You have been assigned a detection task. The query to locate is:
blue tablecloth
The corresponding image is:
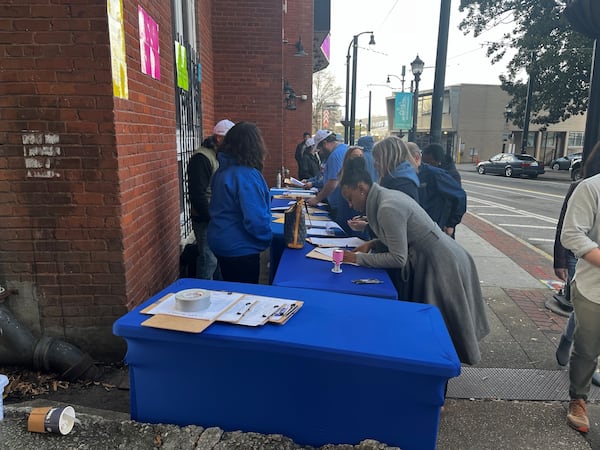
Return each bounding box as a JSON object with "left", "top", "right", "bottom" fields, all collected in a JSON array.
[
  {"left": 269, "top": 197, "right": 334, "bottom": 283},
  {"left": 113, "top": 278, "right": 460, "bottom": 450},
  {"left": 272, "top": 242, "right": 397, "bottom": 299}
]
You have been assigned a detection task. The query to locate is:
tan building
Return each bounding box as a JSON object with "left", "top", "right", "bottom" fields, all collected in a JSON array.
[{"left": 385, "top": 84, "right": 587, "bottom": 165}]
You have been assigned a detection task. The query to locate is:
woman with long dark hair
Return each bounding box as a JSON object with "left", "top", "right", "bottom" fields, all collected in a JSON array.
[{"left": 208, "top": 122, "right": 272, "bottom": 284}]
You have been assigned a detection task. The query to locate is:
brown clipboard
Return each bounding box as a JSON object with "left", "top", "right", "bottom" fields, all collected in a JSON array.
[
  {"left": 305, "top": 247, "right": 332, "bottom": 262},
  {"left": 140, "top": 293, "right": 213, "bottom": 333}
]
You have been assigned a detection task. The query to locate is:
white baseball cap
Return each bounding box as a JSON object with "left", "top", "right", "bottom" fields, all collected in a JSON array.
[
  {"left": 313, "top": 130, "right": 333, "bottom": 148},
  {"left": 305, "top": 137, "right": 315, "bottom": 147},
  {"left": 213, "top": 119, "right": 235, "bottom": 136}
]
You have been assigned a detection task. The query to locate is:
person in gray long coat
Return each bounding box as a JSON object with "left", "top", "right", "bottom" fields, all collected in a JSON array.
[{"left": 339, "top": 158, "right": 489, "bottom": 365}]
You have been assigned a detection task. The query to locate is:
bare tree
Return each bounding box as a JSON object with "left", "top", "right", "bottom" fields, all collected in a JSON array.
[{"left": 312, "top": 70, "right": 343, "bottom": 132}]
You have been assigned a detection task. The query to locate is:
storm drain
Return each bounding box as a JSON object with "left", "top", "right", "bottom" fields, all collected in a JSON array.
[{"left": 447, "top": 367, "right": 600, "bottom": 401}]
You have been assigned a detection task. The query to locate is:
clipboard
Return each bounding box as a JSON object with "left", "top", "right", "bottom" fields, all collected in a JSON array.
[
  {"left": 139, "top": 292, "right": 304, "bottom": 332},
  {"left": 140, "top": 293, "right": 213, "bottom": 333},
  {"left": 305, "top": 247, "right": 333, "bottom": 262}
]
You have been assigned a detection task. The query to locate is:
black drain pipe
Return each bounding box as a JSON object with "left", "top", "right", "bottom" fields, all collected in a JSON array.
[{"left": 0, "top": 302, "right": 100, "bottom": 381}]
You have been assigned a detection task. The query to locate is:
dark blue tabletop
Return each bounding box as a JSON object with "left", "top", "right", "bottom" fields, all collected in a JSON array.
[
  {"left": 272, "top": 242, "right": 397, "bottom": 299},
  {"left": 113, "top": 278, "right": 460, "bottom": 377},
  {"left": 269, "top": 197, "right": 338, "bottom": 283}
]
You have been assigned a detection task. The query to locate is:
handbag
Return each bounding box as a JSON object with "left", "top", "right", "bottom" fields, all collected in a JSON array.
[{"left": 284, "top": 198, "right": 307, "bottom": 249}]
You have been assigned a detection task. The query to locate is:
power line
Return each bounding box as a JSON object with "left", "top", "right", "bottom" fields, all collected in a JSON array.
[{"left": 378, "top": 0, "right": 400, "bottom": 28}]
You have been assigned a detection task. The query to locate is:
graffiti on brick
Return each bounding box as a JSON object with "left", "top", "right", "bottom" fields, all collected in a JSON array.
[{"left": 22, "top": 132, "right": 61, "bottom": 178}]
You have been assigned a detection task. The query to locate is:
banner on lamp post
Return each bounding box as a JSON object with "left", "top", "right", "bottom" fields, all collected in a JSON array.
[{"left": 394, "top": 92, "right": 413, "bottom": 130}]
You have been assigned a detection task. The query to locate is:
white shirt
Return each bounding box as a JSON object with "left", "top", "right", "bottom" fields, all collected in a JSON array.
[{"left": 561, "top": 173, "right": 600, "bottom": 302}]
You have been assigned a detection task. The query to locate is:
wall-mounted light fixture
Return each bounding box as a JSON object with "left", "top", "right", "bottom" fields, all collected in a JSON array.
[
  {"left": 294, "top": 36, "right": 307, "bottom": 57},
  {"left": 284, "top": 80, "right": 297, "bottom": 110}
]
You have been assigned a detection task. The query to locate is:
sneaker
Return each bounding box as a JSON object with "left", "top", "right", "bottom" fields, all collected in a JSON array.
[
  {"left": 567, "top": 398, "right": 590, "bottom": 433},
  {"left": 556, "top": 335, "right": 572, "bottom": 366}
]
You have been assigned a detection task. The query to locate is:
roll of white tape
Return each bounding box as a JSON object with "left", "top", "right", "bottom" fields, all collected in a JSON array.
[{"left": 174, "top": 289, "right": 211, "bottom": 312}]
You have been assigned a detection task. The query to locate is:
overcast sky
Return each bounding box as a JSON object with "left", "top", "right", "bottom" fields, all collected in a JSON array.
[{"left": 327, "top": 0, "right": 514, "bottom": 117}]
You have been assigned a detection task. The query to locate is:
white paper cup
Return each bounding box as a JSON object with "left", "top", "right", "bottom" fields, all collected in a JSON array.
[
  {"left": 174, "top": 289, "right": 211, "bottom": 312},
  {"left": 28, "top": 406, "right": 76, "bottom": 435}
]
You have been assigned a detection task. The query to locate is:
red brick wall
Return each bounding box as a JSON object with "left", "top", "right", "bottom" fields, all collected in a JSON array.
[
  {"left": 0, "top": 0, "right": 126, "bottom": 359},
  {"left": 115, "top": 1, "right": 180, "bottom": 309},
  {"left": 283, "top": 0, "right": 314, "bottom": 179},
  {"left": 0, "top": 0, "right": 180, "bottom": 360},
  {"left": 210, "top": 0, "right": 313, "bottom": 186},
  {"left": 0, "top": 0, "right": 314, "bottom": 361},
  {"left": 199, "top": 1, "right": 216, "bottom": 132}
]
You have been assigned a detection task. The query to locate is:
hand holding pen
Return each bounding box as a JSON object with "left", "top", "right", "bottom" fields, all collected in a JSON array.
[{"left": 347, "top": 215, "right": 368, "bottom": 232}]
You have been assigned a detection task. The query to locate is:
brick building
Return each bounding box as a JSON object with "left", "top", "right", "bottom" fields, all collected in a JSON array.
[{"left": 0, "top": 0, "right": 324, "bottom": 360}]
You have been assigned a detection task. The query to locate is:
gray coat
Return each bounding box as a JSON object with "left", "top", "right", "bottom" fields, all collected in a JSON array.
[{"left": 356, "top": 183, "right": 489, "bottom": 365}]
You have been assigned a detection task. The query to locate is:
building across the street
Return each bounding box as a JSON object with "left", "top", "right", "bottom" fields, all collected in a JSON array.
[{"left": 385, "top": 84, "right": 587, "bottom": 164}]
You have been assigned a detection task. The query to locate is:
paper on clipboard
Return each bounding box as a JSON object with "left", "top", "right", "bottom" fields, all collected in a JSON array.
[
  {"left": 307, "top": 237, "right": 366, "bottom": 248},
  {"left": 234, "top": 295, "right": 302, "bottom": 326},
  {"left": 309, "top": 220, "right": 343, "bottom": 230},
  {"left": 284, "top": 177, "right": 305, "bottom": 187}
]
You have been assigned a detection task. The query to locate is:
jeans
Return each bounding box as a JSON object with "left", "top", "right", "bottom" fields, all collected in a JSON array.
[
  {"left": 192, "top": 221, "right": 221, "bottom": 280},
  {"left": 217, "top": 253, "right": 260, "bottom": 284},
  {"left": 569, "top": 281, "right": 600, "bottom": 400}
]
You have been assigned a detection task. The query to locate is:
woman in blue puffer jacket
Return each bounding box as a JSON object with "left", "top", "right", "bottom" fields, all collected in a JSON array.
[{"left": 208, "top": 122, "right": 272, "bottom": 284}]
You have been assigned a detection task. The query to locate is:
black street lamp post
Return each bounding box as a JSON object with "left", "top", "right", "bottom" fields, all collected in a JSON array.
[
  {"left": 521, "top": 51, "right": 535, "bottom": 154},
  {"left": 346, "top": 31, "right": 375, "bottom": 145},
  {"left": 408, "top": 55, "right": 424, "bottom": 143},
  {"left": 502, "top": 104, "right": 512, "bottom": 153}
]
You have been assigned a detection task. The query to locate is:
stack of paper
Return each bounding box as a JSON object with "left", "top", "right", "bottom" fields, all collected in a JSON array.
[{"left": 142, "top": 290, "right": 303, "bottom": 332}]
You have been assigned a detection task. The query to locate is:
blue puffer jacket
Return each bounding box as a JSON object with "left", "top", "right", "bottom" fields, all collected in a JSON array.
[
  {"left": 380, "top": 160, "right": 420, "bottom": 201},
  {"left": 208, "top": 153, "right": 272, "bottom": 257}
]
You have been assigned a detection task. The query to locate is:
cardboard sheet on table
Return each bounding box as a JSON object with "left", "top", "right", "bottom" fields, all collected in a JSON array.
[
  {"left": 141, "top": 314, "right": 212, "bottom": 333},
  {"left": 140, "top": 293, "right": 213, "bottom": 333},
  {"left": 273, "top": 215, "right": 329, "bottom": 224}
]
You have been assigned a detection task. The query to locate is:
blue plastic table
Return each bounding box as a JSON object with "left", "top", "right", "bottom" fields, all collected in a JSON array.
[
  {"left": 113, "top": 278, "right": 460, "bottom": 450},
  {"left": 273, "top": 242, "right": 397, "bottom": 299}
]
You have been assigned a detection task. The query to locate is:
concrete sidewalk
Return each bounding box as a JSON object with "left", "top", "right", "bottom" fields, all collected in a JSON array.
[{"left": 1, "top": 212, "right": 597, "bottom": 449}]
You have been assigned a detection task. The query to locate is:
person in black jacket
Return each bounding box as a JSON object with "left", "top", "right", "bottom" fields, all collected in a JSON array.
[
  {"left": 294, "top": 132, "right": 311, "bottom": 178},
  {"left": 298, "top": 137, "right": 320, "bottom": 180},
  {"left": 187, "top": 119, "right": 234, "bottom": 279},
  {"left": 422, "top": 143, "right": 462, "bottom": 185},
  {"left": 408, "top": 142, "right": 466, "bottom": 238}
]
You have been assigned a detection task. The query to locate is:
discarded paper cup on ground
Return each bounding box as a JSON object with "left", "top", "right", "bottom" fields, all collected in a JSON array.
[
  {"left": 0, "top": 374, "right": 8, "bottom": 420},
  {"left": 174, "top": 289, "right": 211, "bottom": 312},
  {"left": 28, "top": 405, "right": 76, "bottom": 435}
]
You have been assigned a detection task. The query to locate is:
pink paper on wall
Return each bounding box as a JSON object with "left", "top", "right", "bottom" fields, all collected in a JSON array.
[{"left": 138, "top": 6, "right": 160, "bottom": 80}]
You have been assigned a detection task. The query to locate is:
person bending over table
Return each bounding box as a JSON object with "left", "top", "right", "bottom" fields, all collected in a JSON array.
[
  {"left": 339, "top": 158, "right": 489, "bottom": 365},
  {"left": 306, "top": 130, "right": 348, "bottom": 215},
  {"left": 208, "top": 122, "right": 272, "bottom": 284}
]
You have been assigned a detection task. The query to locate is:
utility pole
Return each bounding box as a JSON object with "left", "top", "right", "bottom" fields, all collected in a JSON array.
[
  {"left": 430, "top": 0, "right": 451, "bottom": 146},
  {"left": 521, "top": 51, "right": 535, "bottom": 154}
]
